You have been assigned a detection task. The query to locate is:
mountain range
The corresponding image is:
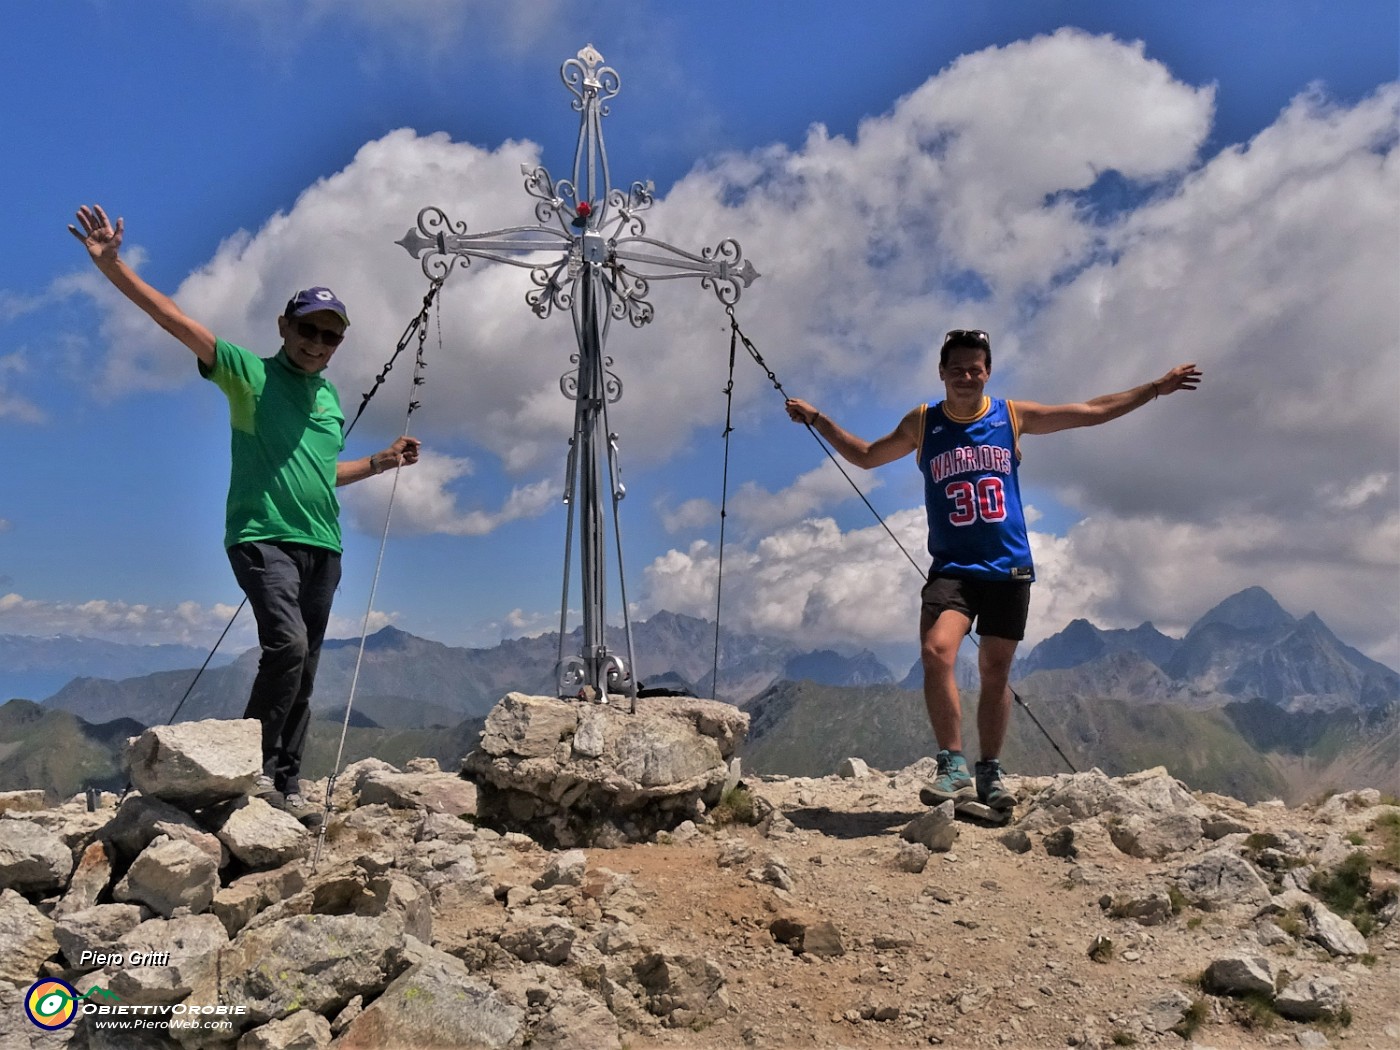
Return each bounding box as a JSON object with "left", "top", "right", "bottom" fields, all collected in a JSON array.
[{"left": 3, "top": 587, "right": 1395, "bottom": 804}]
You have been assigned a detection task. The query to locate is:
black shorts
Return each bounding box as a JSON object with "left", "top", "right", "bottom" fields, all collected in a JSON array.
[{"left": 920, "top": 572, "right": 1032, "bottom": 641}]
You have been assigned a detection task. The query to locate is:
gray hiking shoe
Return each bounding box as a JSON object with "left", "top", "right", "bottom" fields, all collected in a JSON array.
[
  {"left": 919, "top": 750, "right": 975, "bottom": 805},
  {"left": 974, "top": 758, "right": 1017, "bottom": 812},
  {"left": 252, "top": 774, "right": 277, "bottom": 798},
  {"left": 276, "top": 792, "right": 323, "bottom": 828}
]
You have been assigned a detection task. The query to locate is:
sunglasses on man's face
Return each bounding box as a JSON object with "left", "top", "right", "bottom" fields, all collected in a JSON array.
[
  {"left": 943, "top": 329, "right": 989, "bottom": 347},
  {"left": 293, "top": 320, "right": 345, "bottom": 348}
]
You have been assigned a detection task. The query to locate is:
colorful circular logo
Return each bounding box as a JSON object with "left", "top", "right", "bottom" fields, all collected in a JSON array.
[{"left": 25, "top": 979, "right": 79, "bottom": 1030}]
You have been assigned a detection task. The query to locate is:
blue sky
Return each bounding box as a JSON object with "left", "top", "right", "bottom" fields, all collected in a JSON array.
[{"left": 2, "top": 1, "right": 1397, "bottom": 671}]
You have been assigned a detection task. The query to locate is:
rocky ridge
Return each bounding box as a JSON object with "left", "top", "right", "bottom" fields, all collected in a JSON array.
[{"left": 0, "top": 699, "right": 1396, "bottom": 1050}]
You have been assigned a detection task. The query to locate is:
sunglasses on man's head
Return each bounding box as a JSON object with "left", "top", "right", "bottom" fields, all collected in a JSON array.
[
  {"left": 293, "top": 320, "right": 345, "bottom": 348},
  {"left": 943, "top": 328, "right": 990, "bottom": 347}
]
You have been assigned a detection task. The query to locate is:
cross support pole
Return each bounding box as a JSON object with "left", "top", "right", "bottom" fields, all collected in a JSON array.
[{"left": 398, "top": 44, "right": 759, "bottom": 706}]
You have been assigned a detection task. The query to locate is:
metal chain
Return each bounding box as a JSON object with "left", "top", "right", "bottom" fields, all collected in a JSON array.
[
  {"left": 710, "top": 322, "right": 740, "bottom": 700},
  {"left": 316, "top": 279, "right": 442, "bottom": 869}
]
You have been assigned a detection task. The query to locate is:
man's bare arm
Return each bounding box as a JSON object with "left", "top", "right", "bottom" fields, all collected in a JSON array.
[
  {"left": 69, "top": 204, "right": 216, "bottom": 367},
  {"left": 784, "top": 398, "right": 920, "bottom": 468},
  {"left": 1016, "top": 363, "right": 1202, "bottom": 435}
]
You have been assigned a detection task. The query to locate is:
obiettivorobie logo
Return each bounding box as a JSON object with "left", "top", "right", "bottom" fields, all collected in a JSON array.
[{"left": 24, "top": 980, "right": 120, "bottom": 1031}]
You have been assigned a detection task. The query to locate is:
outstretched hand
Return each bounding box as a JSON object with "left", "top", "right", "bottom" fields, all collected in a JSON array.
[
  {"left": 1155, "top": 363, "right": 1203, "bottom": 397},
  {"left": 68, "top": 204, "right": 123, "bottom": 266}
]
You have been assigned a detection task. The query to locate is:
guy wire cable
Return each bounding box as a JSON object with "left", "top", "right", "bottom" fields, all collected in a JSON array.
[
  {"left": 724, "top": 306, "right": 1077, "bottom": 774},
  {"left": 314, "top": 280, "right": 441, "bottom": 869}
]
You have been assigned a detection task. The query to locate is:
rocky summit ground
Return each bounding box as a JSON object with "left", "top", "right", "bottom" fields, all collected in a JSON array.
[{"left": 2, "top": 723, "right": 1397, "bottom": 1050}]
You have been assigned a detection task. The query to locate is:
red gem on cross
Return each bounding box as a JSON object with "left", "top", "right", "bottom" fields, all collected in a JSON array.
[{"left": 576, "top": 201, "right": 592, "bottom": 218}]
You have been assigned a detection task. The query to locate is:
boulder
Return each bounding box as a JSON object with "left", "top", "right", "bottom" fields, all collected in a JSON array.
[
  {"left": 1275, "top": 975, "right": 1348, "bottom": 1021},
  {"left": 1305, "top": 901, "right": 1368, "bottom": 956},
  {"left": 0, "top": 816, "right": 74, "bottom": 894},
  {"left": 54, "top": 840, "right": 115, "bottom": 918},
  {"left": 464, "top": 693, "right": 747, "bottom": 846},
  {"left": 356, "top": 769, "right": 477, "bottom": 816},
  {"left": 105, "top": 913, "right": 229, "bottom": 1007},
  {"left": 53, "top": 903, "right": 147, "bottom": 967},
  {"left": 0, "top": 888, "right": 58, "bottom": 984},
  {"left": 334, "top": 956, "right": 523, "bottom": 1049},
  {"left": 236, "top": 1010, "right": 333, "bottom": 1050},
  {"left": 1172, "top": 847, "right": 1272, "bottom": 910},
  {"left": 219, "top": 914, "right": 410, "bottom": 1024},
  {"left": 1202, "top": 954, "right": 1276, "bottom": 997},
  {"left": 123, "top": 718, "right": 261, "bottom": 806},
  {"left": 211, "top": 796, "right": 309, "bottom": 868},
  {"left": 632, "top": 952, "right": 729, "bottom": 1027},
  {"left": 104, "top": 794, "right": 208, "bottom": 863},
  {"left": 112, "top": 836, "right": 219, "bottom": 918}
]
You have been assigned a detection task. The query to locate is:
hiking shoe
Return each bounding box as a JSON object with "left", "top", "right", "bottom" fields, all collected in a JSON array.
[
  {"left": 252, "top": 774, "right": 277, "bottom": 798},
  {"left": 919, "top": 750, "right": 975, "bottom": 805},
  {"left": 974, "top": 758, "right": 1018, "bottom": 812},
  {"left": 275, "top": 792, "right": 323, "bottom": 828}
]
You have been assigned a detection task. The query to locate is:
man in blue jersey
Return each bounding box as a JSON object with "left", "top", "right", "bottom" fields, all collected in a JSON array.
[{"left": 785, "top": 329, "right": 1200, "bottom": 811}]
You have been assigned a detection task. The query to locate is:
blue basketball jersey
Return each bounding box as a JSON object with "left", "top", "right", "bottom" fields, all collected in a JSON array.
[{"left": 916, "top": 397, "right": 1034, "bottom": 582}]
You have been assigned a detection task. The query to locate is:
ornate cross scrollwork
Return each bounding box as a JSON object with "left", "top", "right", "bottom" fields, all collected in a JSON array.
[{"left": 396, "top": 44, "right": 759, "bottom": 702}]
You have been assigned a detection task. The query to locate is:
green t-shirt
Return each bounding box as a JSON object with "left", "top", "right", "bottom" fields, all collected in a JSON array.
[{"left": 201, "top": 338, "right": 346, "bottom": 552}]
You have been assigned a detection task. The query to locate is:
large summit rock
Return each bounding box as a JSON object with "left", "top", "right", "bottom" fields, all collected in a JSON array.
[
  {"left": 463, "top": 692, "right": 748, "bottom": 847},
  {"left": 123, "top": 718, "right": 262, "bottom": 806}
]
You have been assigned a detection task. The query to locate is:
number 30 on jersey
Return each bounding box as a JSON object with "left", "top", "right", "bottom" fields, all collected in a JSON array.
[{"left": 945, "top": 477, "right": 1007, "bottom": 526}]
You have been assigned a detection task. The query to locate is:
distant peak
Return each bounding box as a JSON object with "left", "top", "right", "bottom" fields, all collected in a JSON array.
[{"left": 1195, "top": 587, "right": 1294, "bottom": 632}]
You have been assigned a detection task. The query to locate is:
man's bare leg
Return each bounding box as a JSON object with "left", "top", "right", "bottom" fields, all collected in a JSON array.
[
  {"left": 975, "top": 634, "right": 1019, "bottom": 759},
  {"left": 919, "top": 606, "right": 972, "bottom": 751}
]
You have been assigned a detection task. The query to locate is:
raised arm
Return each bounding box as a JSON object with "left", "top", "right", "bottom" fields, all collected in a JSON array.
[
  {"left": 1015, "top": 363, "right": 1202, "bottom": 436},
  {"left": 68, "top": 204, "right": 216, "bottom": 367},
  {"left": 785, "top": 398, "right": 921, "bottom": 469}
]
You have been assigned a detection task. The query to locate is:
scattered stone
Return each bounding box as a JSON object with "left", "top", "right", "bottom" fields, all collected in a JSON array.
[
  {"left": 998, "top": 829, "right": 1032, "bottom": 854},
  {"left": 529, "top": 987, "right": 623, "bottom": 1050},
  {"left": 1172, "top": 847, "right": 1272, "bottom": 910},
  {"left": 1108, "top": 812, "right": 1203, "bottom": 859},
  {"left": 633, "top": 952, "right": 729, "bottom": 1027},
  {"left": 1305, "top": 901, "right": 1368, "bottom": 956},
  {"left": 895, "top": 842, "right": 931, "bottom": 873},
  {"left": 533, "top": 849, "right": 588, "bottom": 890},
  {"left": 837, "top": 757, "right": 871, "bottom": 778},
  {"left": 1108, "top": 891, "right": 1174, "bottom": 926},
  {"left": 0, "top": 817, "right": 74, "bottom": 894},
  {"left": 123, "top": 718, "right": 261, "bottom": 806},
  {"left": 1140, "top": 989, "right": 1193, "bottom": 1034},
  {"left": 901, "top": 802, "right": 959, "bottom": 852},
  {"left": 498, "top": 919, "right": 576, "bottom": 965},
  {"left": 1043, "top": 826, "right": 1077, "bottom": 859},
  {"left": 802, "top": 921, "right": 846, "bottom": 958},
  {"left": 1275, "top": 976, "right": 1348, "bottom": 1022},
  {"left": 1202, "top": 953, "right": 1276, "bottom": 997}
]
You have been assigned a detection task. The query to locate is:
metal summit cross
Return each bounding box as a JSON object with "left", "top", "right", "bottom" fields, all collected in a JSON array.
[{"left": 397, "top": 44, "right": 758, "bottom": 707}]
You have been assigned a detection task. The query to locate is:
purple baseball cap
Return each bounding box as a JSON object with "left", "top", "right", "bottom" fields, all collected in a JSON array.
[{"left": 285, "top": 287, "right": 350, "bottom": 325}]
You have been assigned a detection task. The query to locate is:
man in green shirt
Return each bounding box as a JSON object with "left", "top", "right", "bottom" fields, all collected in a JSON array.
[{"left": 71, "top": 204, "right": 420, "bottom": 822}]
